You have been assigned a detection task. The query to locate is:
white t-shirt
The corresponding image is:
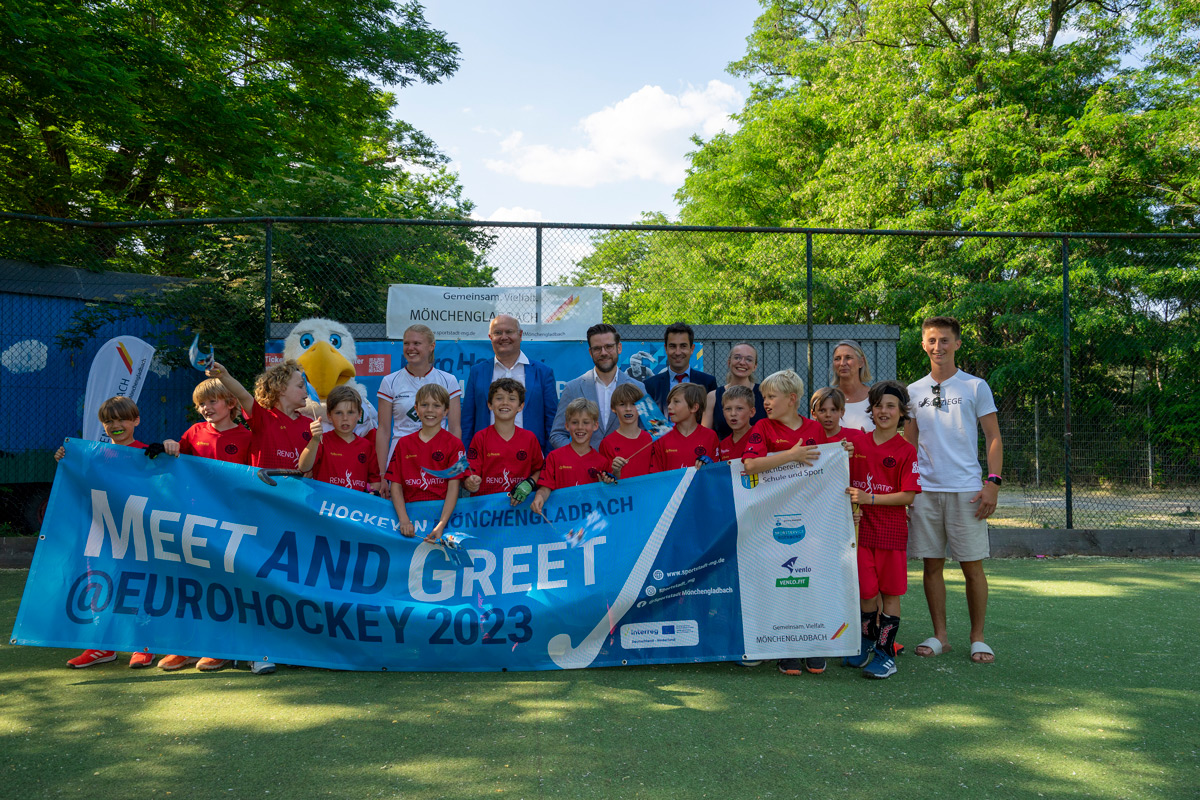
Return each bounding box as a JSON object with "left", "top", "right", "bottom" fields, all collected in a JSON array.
[
  {"left": 378, "top": 367, "right": 462, "bottom": 457},
  {"left": 842, "top": 397, "right": 875, "bottom": 432},
  {"left": 907, "top": 370, "right": 997, "bottom": 492}
]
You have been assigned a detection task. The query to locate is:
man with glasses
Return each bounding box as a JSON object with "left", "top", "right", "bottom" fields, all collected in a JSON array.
[
  {"left": 550, "top": 324, "right": 645, "bottom": 450},
  {"left": 904, "top": 316, "right": 1004, "bottom": 665}
]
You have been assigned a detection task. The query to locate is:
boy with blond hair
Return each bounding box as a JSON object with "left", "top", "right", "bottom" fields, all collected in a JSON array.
[
  {"left": 600, "top": 383, "right": 653, "bottom": 479},
  {"left": 299, "top": 384, "right": 381, "bottom": 493},
  {"left": 463, "top": 378, "right": 544, "bottom": 502},
  {"left": 386, "top": 383, "right": 465, "bottom": 543},
  {"left": 163, "top": 379, "right": 252, "bottom": 465},
  {"left": 650, "top": 382, "right": 720, "bottom": 472}
]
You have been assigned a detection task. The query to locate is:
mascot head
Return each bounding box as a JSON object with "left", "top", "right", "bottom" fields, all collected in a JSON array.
[{"left": 283, "top": 318, "right": 357, "bottom": 400}]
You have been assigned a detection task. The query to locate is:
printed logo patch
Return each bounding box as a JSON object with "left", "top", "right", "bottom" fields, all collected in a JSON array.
[
  {"left": 883, "top": 456, "right": 897, "bottom": 468},
  {"left": 357, "top": 452, "right": 367, "bottom": 463},
  {"left": 516, "top": 450, "right": 528, "bottom": 461},
  {"left": 468, "top": 447, "right": 478, "bottom": 459},
  {"left": 223, "top": 444, "right": 239, "bottom": 455}
]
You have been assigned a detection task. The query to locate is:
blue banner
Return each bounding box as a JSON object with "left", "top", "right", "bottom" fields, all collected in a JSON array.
[{"left": 13, "top": 440, "right": 860, "bottom": 671}]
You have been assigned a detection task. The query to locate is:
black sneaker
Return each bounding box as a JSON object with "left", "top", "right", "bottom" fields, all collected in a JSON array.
[
  {"left": 803, "top": 657, "right": 826, "bottom": 674},
  {"left": 777, "top": 659, "right": 804, "bottom": 675}
]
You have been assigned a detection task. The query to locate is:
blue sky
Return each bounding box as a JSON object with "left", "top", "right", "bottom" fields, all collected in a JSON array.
[{"left": 397, "top": 1, "right": 765, "bottom": 226}]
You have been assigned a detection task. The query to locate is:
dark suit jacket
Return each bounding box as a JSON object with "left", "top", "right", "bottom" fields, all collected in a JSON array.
[
  {"left": 642, "top": 369, "right": 718, "bottom": 412},
  {"left": 461, "top": 357, "right": 558, "bottom": 454}
]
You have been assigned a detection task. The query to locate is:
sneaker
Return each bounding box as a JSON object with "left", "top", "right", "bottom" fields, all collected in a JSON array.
[
  {"left": 862, "top": 648, "right": 897, "bottom": 679},
  {"left": 129, "top": 652, "right": 155, "bottom": 668},
  {"left": 802, "top": 657, "right": 826, "bottom": 674},
  {"left": 67, "top": 649, "right": 116, "bottom": 668},
  {"left": 739, "top": 659, "right": 763, "bottom": 667},
  {"left": 197, "top": 658, "right": 231, "bottom": 672},
  {"left": 777, "top": 659, "right": 804, "bottom": 676},
  {"left": 158, "top": 655, "right": 199, "bottom": 671},
  {"left": 895, "top": 642, "right": 905, "bottom": 656},
  {"left": 843, "top": 636, "right": 876, "bottom": 669},
  {"left": 250, "top": 661, "right": 277, "bottom": 675}
]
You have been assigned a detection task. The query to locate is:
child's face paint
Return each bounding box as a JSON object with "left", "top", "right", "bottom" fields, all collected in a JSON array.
[{"left": 103, "top": 416, "right": 140, "bottom": 445}]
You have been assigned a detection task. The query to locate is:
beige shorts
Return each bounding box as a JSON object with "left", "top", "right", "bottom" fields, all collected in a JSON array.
[{"left": 908, "top": 491, "right": 990, "bottom": 562}]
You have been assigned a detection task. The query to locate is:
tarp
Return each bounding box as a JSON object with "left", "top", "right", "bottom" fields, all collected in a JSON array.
[{"left": 12, "top": 441, "right": 859, "bottom": 671}]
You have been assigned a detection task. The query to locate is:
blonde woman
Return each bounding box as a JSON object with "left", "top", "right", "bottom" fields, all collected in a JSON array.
[
  {"left": 831, "top": 340, "right": 874, "bottom": 431},
  {"left": 702, "top": 343, "right": 767, "bottom": 438}
]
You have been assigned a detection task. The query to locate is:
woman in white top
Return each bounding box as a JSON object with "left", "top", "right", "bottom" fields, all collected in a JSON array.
[
  {"left": 831, "top": 340, "right": 874, "bottom": 431},
  {"left": 376, "top": 324, "right": 462, "bottom": 496}
]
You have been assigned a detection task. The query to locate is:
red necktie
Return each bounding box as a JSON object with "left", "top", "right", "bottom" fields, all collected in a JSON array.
[{"left": 675, "top": 374, "right": 685, "bottom": 383}]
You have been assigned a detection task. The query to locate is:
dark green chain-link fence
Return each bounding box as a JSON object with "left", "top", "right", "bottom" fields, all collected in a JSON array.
[{"left": 2, "top": 213, "right": 1197, "bottom": 531}]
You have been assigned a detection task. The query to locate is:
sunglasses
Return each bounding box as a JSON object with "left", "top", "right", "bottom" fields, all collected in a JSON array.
[{"left": 932, "top": 383, "right": 942, "bottom": 408}]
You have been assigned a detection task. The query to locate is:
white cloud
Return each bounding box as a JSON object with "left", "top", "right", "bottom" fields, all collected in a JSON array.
[
  {"left": 1, "top": 339, "right": 48, "bottom": 374},
  {"left": 483, "top": 81, "right": 742, "bottom": 188},
  {"left": 485, "top": 206, "right": 546, "bottom": 222}
]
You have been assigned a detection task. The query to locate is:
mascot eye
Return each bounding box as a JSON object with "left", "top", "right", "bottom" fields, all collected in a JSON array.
[
  {"left": 329, "top": 334, "right": 342, "bottom": 349},
  {"left": 299, "top": 334, "right": 314, "bottom": 349}
]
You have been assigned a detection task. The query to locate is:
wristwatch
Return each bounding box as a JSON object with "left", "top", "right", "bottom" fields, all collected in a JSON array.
[{"left": 985, "top": 474, "right": 1002, "bottom": 486}]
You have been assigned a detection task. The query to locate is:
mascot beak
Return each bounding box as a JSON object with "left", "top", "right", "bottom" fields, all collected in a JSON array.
[{"left": 296, "top": 341, "right": 355, "bottom": 399}]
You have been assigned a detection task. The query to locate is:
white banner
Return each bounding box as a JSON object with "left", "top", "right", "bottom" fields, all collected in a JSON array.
[
  {"left": 386, "top": 284, "right": 603, "bottom": 341},
  {"left": 733, "top": 445, "right": 860, "bottom": 660},
  {"left": 82, "top": 336, "right": 156, "bottom": 442}
]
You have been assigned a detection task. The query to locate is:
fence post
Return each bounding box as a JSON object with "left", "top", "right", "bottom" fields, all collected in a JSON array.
[
  {"left": 264, "top": 220, "right": 274, "bottom": 343},
  {"left": 1034, "top": 397, "right": 1040, "bottom": 488},
  {"left": 1061, "top": 236, "right": 1073, "bottom": 529},
  {"left": 805, "top": 232, "right": 814, "bottom": 409},
  {"left": 535, "top": 226, "right": 543, "bottom": 325}
]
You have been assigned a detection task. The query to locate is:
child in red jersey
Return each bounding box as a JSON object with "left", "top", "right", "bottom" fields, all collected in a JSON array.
[
  {"left": 208, "top": 359, "right": 314, "bottom": 470},
  {"left": 163, "top": 379, "right": 252, "bottom": 465},
  {"left": 739, "top": 369, "right": 824, "bottom": 677},
  {"left": 844, "top": 381, "right": 921, "bottom": 680},
  {"left": 601, "top": 383, "right": 653, "bottom": 479},
  {"left": 387, "top": 384, "right": 464, "bottom": 543},
  {"left": 55, "top": 397, "right": 156, "bottom": 670},
  {"left": 718, "top": 384, "right": 756, "bottom": 462},
  {"left": 650, "top": 383, "right": 720, "bottom": 472},
  {"left": 157, "top": 379, "right": 253, "bottom": 672},
  {"left": 741, "top": 369, "right": 823, "bottom": 477},
  {"left": 463, "top": 378, "right": 544, "bottom": 502},
  {"left": 299, "top": 384, "right": 381, "bottom": 494},
  {"left": 531, "top": 398, "right": 612, "bottom": 515}
]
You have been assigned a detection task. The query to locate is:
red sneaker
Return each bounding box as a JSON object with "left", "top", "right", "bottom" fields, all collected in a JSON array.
[
  {"left": 197, "top": 658, "right": 231, "bottom": 672},
  {"left": 157, "top": 655, "right": 199, "bottom": 671},
  {"left": 129, "top": 652, "right": 156, "bottom": 668},
  {"left": 67, "top": 649, "right": 117, "bottom": 668}
]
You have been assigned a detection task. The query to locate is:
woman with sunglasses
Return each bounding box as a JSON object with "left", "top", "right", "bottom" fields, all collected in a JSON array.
[{"left": 702, "top": 343, "right": 767, "bottom": 438}]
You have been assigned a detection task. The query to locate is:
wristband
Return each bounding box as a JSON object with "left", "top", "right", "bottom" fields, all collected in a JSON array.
[{"left": 985, "top": 474, "right": 1002, "bottom": 486}]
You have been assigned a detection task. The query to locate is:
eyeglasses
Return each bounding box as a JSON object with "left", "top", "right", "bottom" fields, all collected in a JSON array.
[
  {"left": 589, "top": 343, "right": 618, "bottom": 353},
  {"left": 932, "top": 383, "right": 942, "bottom": 408},
  {"left": 730, "top": 354, "right": 756, "bottom": 363}
]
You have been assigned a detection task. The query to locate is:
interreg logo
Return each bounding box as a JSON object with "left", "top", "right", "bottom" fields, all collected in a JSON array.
[
  {"left": 740, "top": 471, "right": 759, "bottom": 490},
  {"left": 772, "top": 514, "right": 805, "bottom": 544}
]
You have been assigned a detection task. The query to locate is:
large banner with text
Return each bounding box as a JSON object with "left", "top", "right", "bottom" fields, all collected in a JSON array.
[{"left": 12, "top": 441, "right": 859, "bottom": 671}]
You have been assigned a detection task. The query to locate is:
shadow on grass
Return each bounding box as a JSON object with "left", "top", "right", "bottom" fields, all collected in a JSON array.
[{"left": 2, "top": 560, "right": 1197, "bottom": 799}]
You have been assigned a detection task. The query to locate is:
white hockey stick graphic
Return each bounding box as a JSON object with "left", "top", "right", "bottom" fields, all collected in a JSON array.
[{"left": 547, "top": 468, "right": 697, "bottom": 669}]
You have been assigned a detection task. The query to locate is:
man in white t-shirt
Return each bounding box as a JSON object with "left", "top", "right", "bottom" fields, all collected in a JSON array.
[{"left": 904, "top": 316, "right": 1003, "bottom": 665}]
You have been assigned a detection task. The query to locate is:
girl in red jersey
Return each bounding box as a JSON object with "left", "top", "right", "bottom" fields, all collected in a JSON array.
[
  {"left": 208, "top": 359, "right": 314, "bottom": 470},
  {"left": 386, "top": 383, "right": 465, "bottom": 543}
]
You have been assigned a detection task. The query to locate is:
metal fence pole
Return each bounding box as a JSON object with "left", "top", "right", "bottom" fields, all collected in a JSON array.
[
  {"left": 264, "top": 220, "right": 274, "bottom": 343},
  {"left": 1034, "top": 397, "right": 1041, "bottom": 488},
  {"left": 805, "top": 232, "right": 814, "bottom": 408},
  {"left": 535, "top": 226, "right": 543, "bottom": 287},
  {"left": 1061, "top": 236, "right": 1073, "bottom": 529}
]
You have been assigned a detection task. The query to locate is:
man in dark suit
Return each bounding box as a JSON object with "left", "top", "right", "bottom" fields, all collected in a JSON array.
[
  {"left": 461, "top": 314, "right": 558, "bottom": 453},
  {"left": 550, "top": 323, "right": 645, "bottom": 450},
  {"left": 642, "top": 322, "right": 718, "bottom": 410}
]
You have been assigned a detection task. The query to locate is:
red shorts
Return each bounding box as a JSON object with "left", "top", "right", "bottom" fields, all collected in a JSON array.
[{"left": 857, "top": 546, "right": 908, "bottom": 599}]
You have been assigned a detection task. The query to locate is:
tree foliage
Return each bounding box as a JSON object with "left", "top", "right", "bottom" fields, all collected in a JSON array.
[{"left": 562, "top": 0, "right": 1199, "bottom": 480}]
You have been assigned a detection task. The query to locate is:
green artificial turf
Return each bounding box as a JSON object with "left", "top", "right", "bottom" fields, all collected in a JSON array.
[{"left": 2, "top": 558, "right": 1198, "bottom": 799}]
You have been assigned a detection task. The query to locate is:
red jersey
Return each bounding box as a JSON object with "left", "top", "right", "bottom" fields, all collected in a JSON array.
[
  {"left": 128, "top": 441, "right": 148, "bottom": 449},
  {"left": 467, "top": 426, "right": 544, "bottom": 496},
  {"left": 651, "top": 425, "right": 720, "bottom": 472},
  {"left": 179, "top": 422, "right": 252, "bottom": 465},
  {"left": 741, "top": 417, "right": 824, "bottom": 460},
  {"left": 385, "top": 428, "right": 465, "bottom": 503},
  {"left": 855, "top": 432, "right": 921, "bottom": 551},
  {"left": 600, "top": 429, "right": 653, "bottom": 479},
  {"left": 720, "top": 431, "right": 751, "bottom": 461},
  {"left": 312, "top": 433, "right": 380, "bottom": 492},
  {"left": 247, "top": 401, "right": 313, "bottom": 469},
  {"left": 538, "top": 444, "right": 611, "bottom": 490}
]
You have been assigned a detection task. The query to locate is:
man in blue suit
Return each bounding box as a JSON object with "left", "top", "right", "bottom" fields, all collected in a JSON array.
[
  {"left": 551, "top": 323, "right": 645, "bottom": 450},
  {"left": 461, "top": 314, "right": 558, "bottom": 453},
  {"left": 641, "top": 322, "right": 718, "bottom": 411}
]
